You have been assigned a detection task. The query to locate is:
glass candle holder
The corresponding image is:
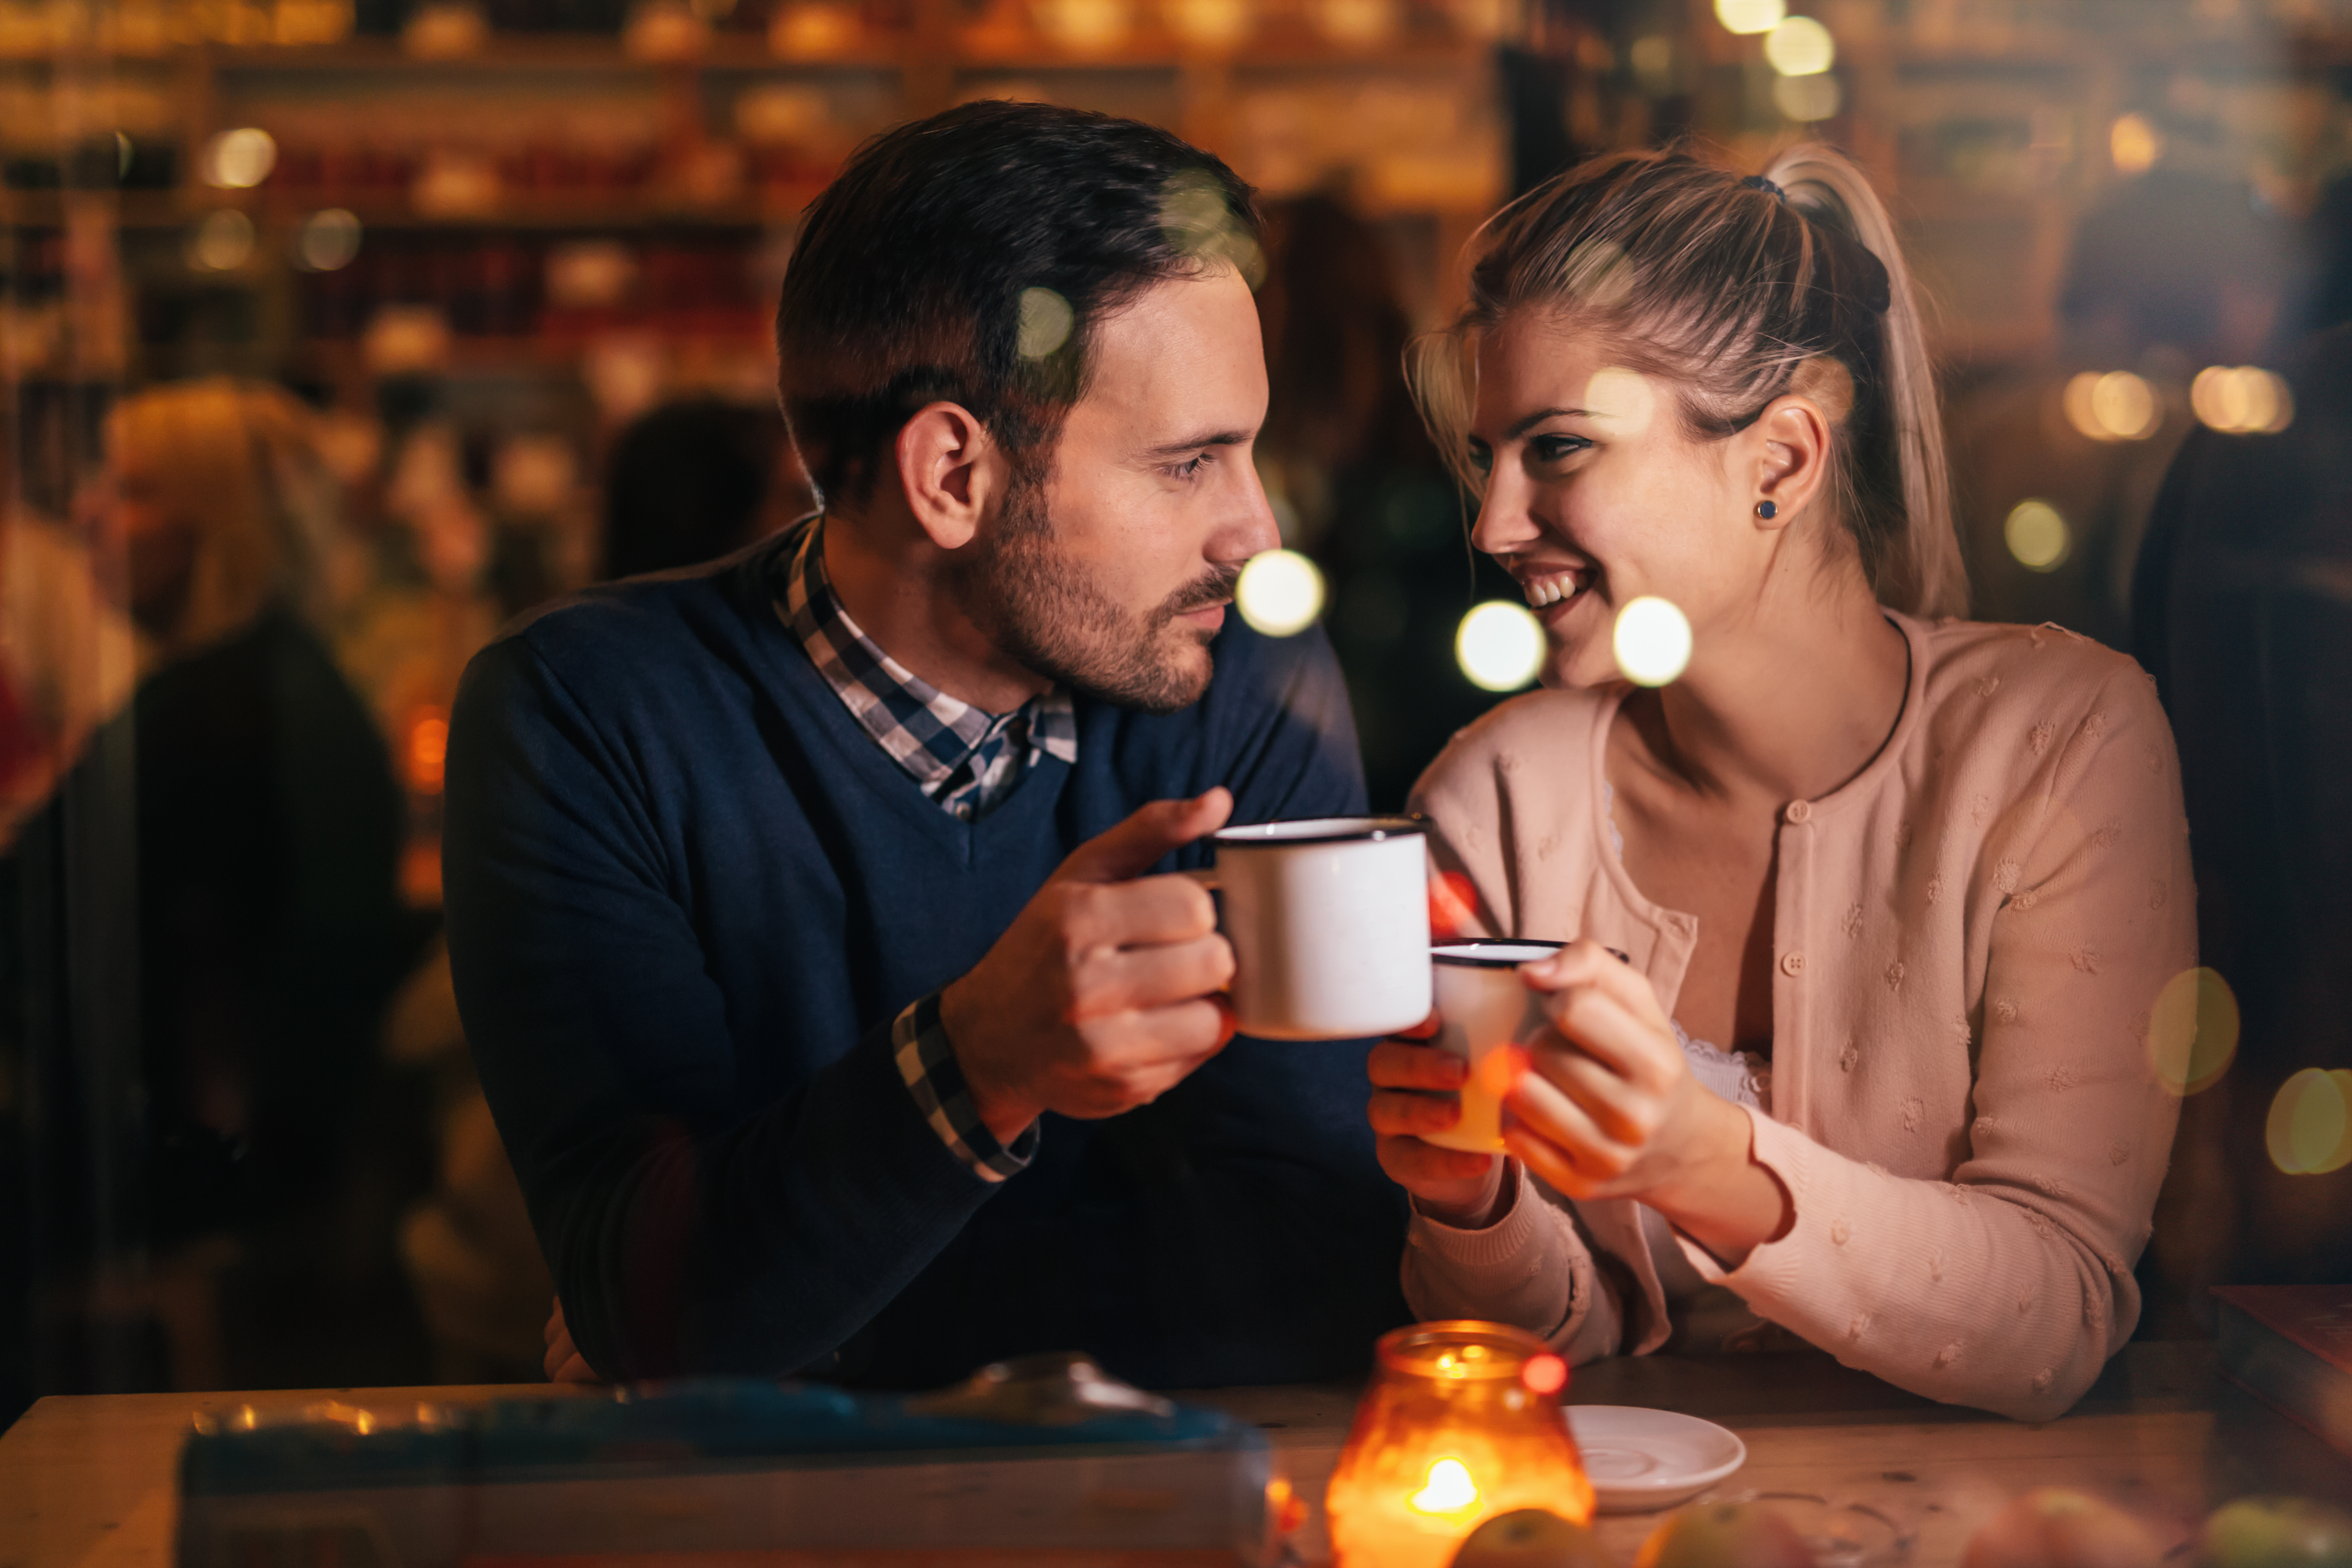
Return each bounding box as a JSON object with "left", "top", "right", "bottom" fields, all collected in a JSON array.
[{"left": 1325, "top": 1321, "right": 1594, "bottom": 1568}]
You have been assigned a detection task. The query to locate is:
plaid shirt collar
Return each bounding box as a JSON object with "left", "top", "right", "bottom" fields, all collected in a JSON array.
[{"left": 777, "top": 519, "right": 1078, "bottom": 821}]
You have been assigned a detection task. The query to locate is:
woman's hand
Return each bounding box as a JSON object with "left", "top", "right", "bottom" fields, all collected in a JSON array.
[
  {"left": 1367, "top": 1015, "right": 1508, "bottom": 1228},
  {"left": 1501, "top": 941, "right": 1791, "bottom": 1265}
]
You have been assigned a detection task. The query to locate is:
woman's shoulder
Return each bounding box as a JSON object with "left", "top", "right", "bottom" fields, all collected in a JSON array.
[
  {"left": 1909, "top": 616, "right": 2178, "bottom": 790},
  {"left": 1410, "top": 683, "right": 1614, "bottom": 804},
  {"left": 1915, "top": 616, "right": 2165, "bottom": 723}
]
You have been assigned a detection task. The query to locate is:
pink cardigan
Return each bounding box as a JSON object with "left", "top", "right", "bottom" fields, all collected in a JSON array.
[{"left": 1401, "top": 613, "right": 2196, "bottom": 1421}]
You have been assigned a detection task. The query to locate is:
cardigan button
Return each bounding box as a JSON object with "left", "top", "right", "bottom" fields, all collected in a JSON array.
[
  {"left": 1785, "top": 799, "right": 1812, "bottom": 824},
  {"left": 1780, "top": 950, "right": 1807, "bottom": 977}
]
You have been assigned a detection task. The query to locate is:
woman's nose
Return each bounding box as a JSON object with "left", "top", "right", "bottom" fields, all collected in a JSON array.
[{"left": 1469, "top": 469, "right": 1541, "bottom": 559}]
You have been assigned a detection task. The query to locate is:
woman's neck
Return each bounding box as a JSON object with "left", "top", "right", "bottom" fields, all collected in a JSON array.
[{"left": 1619, "top": 564, "right": 1911, "bottom": 809}]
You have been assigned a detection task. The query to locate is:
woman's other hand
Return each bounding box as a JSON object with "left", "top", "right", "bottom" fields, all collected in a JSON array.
[
  {"left": 1368, "top": 1013, "right": 1508, "bottom": 1227},
  {"left": 1504, "top": 941, "right": 1791, "bottom": 1265}
]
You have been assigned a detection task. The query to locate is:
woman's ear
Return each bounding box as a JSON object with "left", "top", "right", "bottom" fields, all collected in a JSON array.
[
  {"left": 1750, "top": 392, "right": 1834, "bottom": 531},
  {"left": 895, "top": 401, "right": 1006, "bottom": 551}
]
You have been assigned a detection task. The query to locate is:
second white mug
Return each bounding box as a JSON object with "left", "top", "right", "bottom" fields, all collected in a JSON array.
[{"left": 1421, "top": 938, "right": 1566, "bottom": 1153}]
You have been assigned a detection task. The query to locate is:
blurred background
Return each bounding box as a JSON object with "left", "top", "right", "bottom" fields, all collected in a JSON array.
[{"left": 3, "top": 0, "right": 2350, "bottom": 1421}]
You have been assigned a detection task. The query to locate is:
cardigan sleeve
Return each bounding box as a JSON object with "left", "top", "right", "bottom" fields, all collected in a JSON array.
[
  {"left": 1687, "top": 667, "right": 2195, "bottom": 1420},
  {"left": 1402, "top": 1165, "right": 1628, "bottom": 1365}
]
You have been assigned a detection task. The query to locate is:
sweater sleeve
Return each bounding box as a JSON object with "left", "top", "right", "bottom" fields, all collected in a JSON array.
[
  {"left": 1687, "top": 669, "right": 2195, "bottom": 1420},
  {"left": 1402, "top": 1167, "right": 1626, "bottom": 1364},
  {"left": 444, "top": 634, "right": 1003, "bottom": 1381}
]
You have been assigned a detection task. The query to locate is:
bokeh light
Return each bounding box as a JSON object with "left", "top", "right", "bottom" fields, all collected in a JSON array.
[
  {"left": 1033, "top": 0, "right": 1130, "bottom": 52},
  {"left": 1163, "top": 0, "right": 1249, "bottom": 48},
  {"left": 1016, "top": 287, "right": 1074, "bottom": 359},
  {"left": 1311, "top": 0, "right": 1398, "bottom": 46},
  {"left": 1764, "top": 15, "right": 1834, "bottom": 75},
  {"left": 2191, "top": 365, "right": 2295, "bottom": 435},
  {"left": 1613, "top": 595, "right": 1693, "bottom": 687},
  {"left": 1456, "top": 600, "right": 1545, "bottom": 692},
  {"left": 1773, "top": 72, "right": 1842, "bottom": 122},
  {"left": 295, "top": 208, "right": 363, "bottom": 272},
  {"left": 2063, "top": 370, "right": 2160, "bottom": 442},
  {"left": 2003, "top": 499, "right": 2071, "bottom": 572},
  {"left": 2146, "top": 967, "right": 2240, "bottom": 1096},
  {"left": 1713, "top": 0, "right": 1784, "bottom": 35},
  {"left": 201, "top": 126, "right": 277, "bottom": 189},
  {"left": 188, "top": 209, "right": 256, "bottom": 272},
  {"left": 2267, "top": 1069, "right": 2352, "bottom": 1176},
  {"left": 2110, "top": 114, "right": 2163, "bottom": 176},
  {"left": 1235, "top": 548, "right": 1325, "bottom": 637}
]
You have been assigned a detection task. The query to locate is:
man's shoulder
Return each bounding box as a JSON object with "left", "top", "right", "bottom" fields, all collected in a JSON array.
[{"left": 475, "top": 535, "right": 793, "bottom": 697}]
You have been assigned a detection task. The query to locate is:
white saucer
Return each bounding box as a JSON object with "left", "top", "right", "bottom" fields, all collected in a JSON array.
[{"left": 1566, "top": 1405, "right": 1748, "bottom": 1514}]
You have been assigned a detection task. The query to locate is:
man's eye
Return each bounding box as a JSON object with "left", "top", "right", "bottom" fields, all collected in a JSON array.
[
  {"left": 1168, "top": 453, "right": 1212, "bottom": 480},
  {"left": 1532, "top": 435, "right": 1590, "bottom": 462}
]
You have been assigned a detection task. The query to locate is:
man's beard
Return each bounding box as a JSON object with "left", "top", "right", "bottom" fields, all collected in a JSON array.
[{"left": 953, "top": 462, "right": 1239, "bottom": 715}]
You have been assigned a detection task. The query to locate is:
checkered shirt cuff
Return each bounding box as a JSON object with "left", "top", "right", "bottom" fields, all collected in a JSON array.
[{"left": 893, "top": 993, "right": 1037, "bottom": 1183}]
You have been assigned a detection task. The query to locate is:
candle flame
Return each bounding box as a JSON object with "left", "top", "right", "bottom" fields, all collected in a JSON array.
[{"left": 1409, "top": 1457, "right": 1480, "bottom": 1516}]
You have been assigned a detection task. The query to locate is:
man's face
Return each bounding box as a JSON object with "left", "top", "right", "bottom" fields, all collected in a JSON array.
[{"left": 959, "top": 265, "right": 1280, "bottom": 714}]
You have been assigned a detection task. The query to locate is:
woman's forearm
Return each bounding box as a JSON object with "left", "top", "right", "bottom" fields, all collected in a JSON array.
[{"left": 1647, "top": 1093, "right": 1794, "bottom": 1269}]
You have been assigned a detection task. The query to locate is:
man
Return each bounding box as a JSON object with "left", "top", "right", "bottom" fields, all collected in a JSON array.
[{"left": 445, "top": 100, "right": 1409, "bottom": 1388}]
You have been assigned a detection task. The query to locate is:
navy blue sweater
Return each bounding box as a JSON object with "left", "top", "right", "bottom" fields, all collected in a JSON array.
[{"left": 444, "top": 535, "right": 1410, "bottom": 1388}]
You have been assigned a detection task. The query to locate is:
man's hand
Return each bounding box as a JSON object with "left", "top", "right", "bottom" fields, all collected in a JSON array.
[
  {"left": 543, "top": 1296, "right": 597, "bottom": 1384},
  {"left": 940, "top": 788, "right": 1238, "bottom": 1143}
]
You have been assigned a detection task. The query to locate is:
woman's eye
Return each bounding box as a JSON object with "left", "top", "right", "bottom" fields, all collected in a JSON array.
[
  {"left": 1467, "top": 445, "right": 1494, "bottom": 475},
  {"left": 1532, "top": 434, "right": 1590, "bottom": 462}
]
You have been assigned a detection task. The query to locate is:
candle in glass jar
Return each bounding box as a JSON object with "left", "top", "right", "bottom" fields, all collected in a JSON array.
[{"left": 1326, "top": 1321, "right": 1593, "bottom": 1568}]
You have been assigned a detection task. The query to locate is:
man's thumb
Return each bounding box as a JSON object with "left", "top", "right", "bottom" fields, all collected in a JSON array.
[{"left": 1058, "top": 787, "right": 1233, "bottom": 884}]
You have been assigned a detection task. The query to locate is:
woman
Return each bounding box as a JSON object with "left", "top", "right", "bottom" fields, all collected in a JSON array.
[{"left": 1368, "top": 147, "right": 2194, "bottom": 1421}]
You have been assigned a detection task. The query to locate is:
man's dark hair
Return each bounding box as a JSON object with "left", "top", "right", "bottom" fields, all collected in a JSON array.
[{"left": 775, "top": 99, "right": 1258, "bottom": 505}]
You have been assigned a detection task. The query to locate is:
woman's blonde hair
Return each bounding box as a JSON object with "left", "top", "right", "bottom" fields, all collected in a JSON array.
[
  {"left": 107, "top": 379, "right": 345, "bottom": 654},
  {"left": 1409, "top": 145, "right": 1965, "bottom": 619}
]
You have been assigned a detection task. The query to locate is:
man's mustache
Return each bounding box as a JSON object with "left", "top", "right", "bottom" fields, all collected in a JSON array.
[{"left": 1164, "top": 564, "right": 1243, "bottom": 618}]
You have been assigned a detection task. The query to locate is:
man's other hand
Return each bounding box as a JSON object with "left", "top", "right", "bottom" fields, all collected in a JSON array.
[
  {"left": 941, "top": 788, "right": 1238, "bottom": 1143},
  {"left": 543, "top": 1296, "right": 598, "bottom": 1383}
]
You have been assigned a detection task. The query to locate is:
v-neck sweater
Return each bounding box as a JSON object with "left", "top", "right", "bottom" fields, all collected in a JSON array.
[
  {"left": 443, "top": 534, "right": 1409, "bottom": 1386},
  {"left": 1399, "top": 612, "right": 2196, "bottom": 1421}
]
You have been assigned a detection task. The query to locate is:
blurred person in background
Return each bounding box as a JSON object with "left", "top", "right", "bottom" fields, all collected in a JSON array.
[
  {"left": 1947, "top": 109, "right": 2295, "bottom": 648},
  {"left": 1369, "top": 146, "right": 2194, "bottom": 1421},
  {"left": 601, "top": 396, "right": 810, "bottom": 579},
  {"left": 0, "top": 453, "right": 137, "bottom": 850},
  {"left": 1256, "top": 193, "right": 1519, "bottom": 811},
  {"left": 2131, "top": 324, "right": 2352, "bottom": 1332},
  {"left": 89, "top": 380, "right": 419, "bottom": 1388}
]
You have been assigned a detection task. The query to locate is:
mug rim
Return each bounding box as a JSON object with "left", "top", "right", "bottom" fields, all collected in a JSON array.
[
  {"left": 1433, "top": 938, "right": 1566, "bottom": 969},
  {"left": 1212, "top": 814, "right": 1424, "bottom": 849}
]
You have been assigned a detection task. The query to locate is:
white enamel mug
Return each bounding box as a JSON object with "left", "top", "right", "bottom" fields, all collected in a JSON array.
[
  {"left": 1200, "top": 817, "right": 1432, "bottom": 1041},
  {"left": 1421, "top": 939, "right": 1565, "bottom": 1153}
]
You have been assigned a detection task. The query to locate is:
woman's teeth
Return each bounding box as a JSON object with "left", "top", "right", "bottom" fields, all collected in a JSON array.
[{"left": 1523, "top": 573, "right": 1582, "bottom": 608}]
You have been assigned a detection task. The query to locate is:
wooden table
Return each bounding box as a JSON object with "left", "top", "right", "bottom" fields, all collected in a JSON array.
[{"left": 3, "top": 1342, "right": 2344, "bottom": 1567}]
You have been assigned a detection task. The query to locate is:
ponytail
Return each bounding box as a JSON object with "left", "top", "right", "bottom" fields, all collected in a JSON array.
[{"left": 1765, "top": 146, "right": 1962, "bottom": 617}]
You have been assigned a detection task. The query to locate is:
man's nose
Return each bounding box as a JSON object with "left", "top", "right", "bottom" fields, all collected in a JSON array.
[{"left": 1220, "top": 457, "right": 1284, "bottom": 563}]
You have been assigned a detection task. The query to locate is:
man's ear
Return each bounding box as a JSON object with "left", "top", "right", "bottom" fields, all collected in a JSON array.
[
  {"left": 895, "top": 401, "right": 1005, "bottom": 551},
  {"left": 1751, "top": 391, "right": 1834, "bottom": 531}
]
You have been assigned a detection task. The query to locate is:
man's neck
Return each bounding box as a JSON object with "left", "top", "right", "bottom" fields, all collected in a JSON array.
[{"left": 819, "top": 508, "right": 1053, "bottom": 715}]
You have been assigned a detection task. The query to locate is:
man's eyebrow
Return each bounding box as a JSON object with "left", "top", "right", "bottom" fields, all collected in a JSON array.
[
  {"left": 1503, "top": 407, "right": 1595, "bottom": 440},
  {"left": 1142, "top": 428, "right": 1254, "bottom": 458}
]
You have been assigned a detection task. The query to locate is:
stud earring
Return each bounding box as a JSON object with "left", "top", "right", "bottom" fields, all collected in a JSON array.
[{"left": 1756, "top": 500, "right": 1779, "bottom": 520}]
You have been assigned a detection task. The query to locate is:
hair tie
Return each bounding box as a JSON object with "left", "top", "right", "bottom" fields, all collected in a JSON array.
[{"left": 1741, "top": 174, "right": 1786, "bottom": 203}]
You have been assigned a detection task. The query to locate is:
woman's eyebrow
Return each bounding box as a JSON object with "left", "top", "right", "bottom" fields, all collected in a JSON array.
[{"left": 1505, "top": 407, "right": 1594, "bottom": 439}]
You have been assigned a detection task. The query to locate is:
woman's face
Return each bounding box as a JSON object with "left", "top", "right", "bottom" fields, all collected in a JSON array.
[
  {"left": 109, "top": 448, "right": 198, "bottom": 635},
  {"left": 1466, "top": 310, "right": 1768, "bottom": 689}
]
